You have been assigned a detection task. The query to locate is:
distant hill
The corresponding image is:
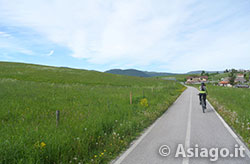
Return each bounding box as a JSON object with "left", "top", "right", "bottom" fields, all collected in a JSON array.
[
  {"left": 187, "top": 70, "right": 223, "bottom": 74},
  {"left": 105, "top": 69, "right": 175, "bottom": 77},
  {"left": 105, "top": 69, "right": 149, "bottom": 77},
  {"left": 106, "top": 69, "right": 225, "bottom": 77},
  {"left": 144, "top": 71, "right": 176, "bottom": 77}
]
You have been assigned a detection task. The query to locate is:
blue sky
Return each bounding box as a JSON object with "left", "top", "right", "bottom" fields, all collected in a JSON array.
[{"left": 0, "top": 0, "right": 250, "bottom": 73}]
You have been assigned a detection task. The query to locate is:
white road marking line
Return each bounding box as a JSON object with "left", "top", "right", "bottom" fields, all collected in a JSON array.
[
  {"left": 112, "top": 89, "right": 187, "bottom": 164},
  {"left": 182, "top": 89, "right": 193, "bottom": 164},
  {"left": 174, "top": 85, "right": 188, "bottom": 105},
  {"left": 207, "top": 100, "right": 250, "bottom": 159},
  {"left": 112, "top": 120, "right": 157, "bottom": 164}
]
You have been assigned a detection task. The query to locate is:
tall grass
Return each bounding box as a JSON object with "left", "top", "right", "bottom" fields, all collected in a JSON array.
[{"left": 0, "top": 62, "right": 185, "bottom": 163}]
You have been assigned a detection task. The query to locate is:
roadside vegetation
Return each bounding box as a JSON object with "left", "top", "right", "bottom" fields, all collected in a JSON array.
[{"left": 0, "top": 62, "right": 185, "bottom": 164}]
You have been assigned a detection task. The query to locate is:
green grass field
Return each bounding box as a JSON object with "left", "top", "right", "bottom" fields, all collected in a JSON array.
[
  {"left": 207, "top": 73, "right": 229, "bottom": 81},
  {"left": 0, "top": 62, "right": 185, "bottom": 164},
  {"left": 160, "top": 74, "right": 198, "bottom": 82},
  {"left": 205, "top": 85, "right": 250, "bottom": 148}
]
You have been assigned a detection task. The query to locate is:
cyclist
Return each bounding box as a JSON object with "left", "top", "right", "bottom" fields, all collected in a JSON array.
[{"left": 199, "top": 82, "right": 208, "bottom": 108}]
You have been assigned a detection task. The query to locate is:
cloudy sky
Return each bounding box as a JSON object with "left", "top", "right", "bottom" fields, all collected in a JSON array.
[{"left": 0, "top": 0, "right": 249, "bottom": 73}]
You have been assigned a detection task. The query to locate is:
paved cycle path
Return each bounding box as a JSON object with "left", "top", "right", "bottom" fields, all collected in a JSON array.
[{"left": 112, "top": 86, "right": 250, "bottom": 164}]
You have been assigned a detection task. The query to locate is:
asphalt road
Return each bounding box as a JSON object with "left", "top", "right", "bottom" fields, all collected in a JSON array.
[{"left": 112, "top": 86, "right": 250, "bottom": 164}]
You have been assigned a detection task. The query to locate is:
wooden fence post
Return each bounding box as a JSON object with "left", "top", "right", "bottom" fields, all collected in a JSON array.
[
  {"left": 130, "top": 91, "right": 132, "bottom": 105},
  {"left": 56, "top": 110, "right": 60, "bottom": 127}
]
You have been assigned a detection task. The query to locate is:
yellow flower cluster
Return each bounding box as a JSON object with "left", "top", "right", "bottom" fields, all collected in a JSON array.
[
  {"left": 140, "top": 98, "right": 148, "bottom": 107},
  {"left": 177, "top": 87, "right": 186, "bottom": 92},
  {"left": 94, "top": 149, "right": 107, "bottom": 159},
  {"left": 40, "top": 142, "right": 46, "bottom": 148},
  {"left": 34, "top": 141, "right": 46, "bottom": 149}
]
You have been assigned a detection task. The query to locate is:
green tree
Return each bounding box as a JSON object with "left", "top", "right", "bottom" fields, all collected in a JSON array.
[
  {"left": 229, "top": 72, "right": 236, "bottom": 85},
  {"left": 231, "top": 69, "right": 237, "bottom": 74},
  {"left": 246, "top": 73, "right": 249, "bottom": 82},
  {"left": 201, "top": 70, "right": 205, "bottom": 76}
]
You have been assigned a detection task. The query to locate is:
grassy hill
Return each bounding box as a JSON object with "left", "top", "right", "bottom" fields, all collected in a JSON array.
[
  {"left": 105, "top": 69, "right": 175, "bottom": 77},
  {"left": 160, "top": 74, "right": 198, "bottom": 82},
  {"left": 105, "top": 69, "right": 150, "bottom": 77},
  {"left": 208, "top": 73, "right": 229, "bottom": 81},
  {"left": 0, "top": 62, "right": 185, "bottom": 164}
]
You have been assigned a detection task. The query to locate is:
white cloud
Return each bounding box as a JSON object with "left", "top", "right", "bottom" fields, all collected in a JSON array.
[
  {"left": 47, "top": 50, "right": 54, "bottom": 56},
  {"left": 0, "top": 0, "right": 250, "bottom": 72},
  {"left": 0, "top": 31, "right": 11, "bottom": 38}
]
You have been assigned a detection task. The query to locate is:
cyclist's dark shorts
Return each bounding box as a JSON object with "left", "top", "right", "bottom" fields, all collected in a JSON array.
[{"left": 199, "top": 93, "right": 207, "bottom": 105}]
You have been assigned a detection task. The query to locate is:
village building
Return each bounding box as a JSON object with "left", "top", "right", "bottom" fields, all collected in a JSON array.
[
  {"left": 234, "top": 74, "right": 246, "bottom": 84},
  {"left": 186, "top": 76, "right": 208, "bottom": 84},
  {"left": 219, "top": 77, "right": 231, "bottom": 87},
  {"left": 236, "top": 74, "right": 244, "bottom": 78},
  {"left": 221, "top": 77, "right": 230, "bottom": 82},
  {"left": 219, "top": 81, "right": 232, "bottom": 87}
]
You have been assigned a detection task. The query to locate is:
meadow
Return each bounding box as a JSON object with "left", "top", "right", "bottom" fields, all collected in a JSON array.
[
  {"left": 206, "top": 85, "right": 250, "bottom": 149},
  {"left": 161, "top": 74, "right": 193, "bottom": 82},
  {"left": 0, "top": 62, "right": 185, "bottom": 164}
]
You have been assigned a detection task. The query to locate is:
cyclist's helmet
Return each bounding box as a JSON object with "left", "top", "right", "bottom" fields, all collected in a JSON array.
[{"left": 201, "top": 82, "right": 205, "bottom": 86}]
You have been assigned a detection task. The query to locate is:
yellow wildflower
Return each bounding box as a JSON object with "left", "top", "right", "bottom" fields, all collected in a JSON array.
[
  {"left": 140, "top": 98, "right": 148, "bottom": 107},
  {"left": 40, "top": 142, "right": 46, "bottom": 148}
]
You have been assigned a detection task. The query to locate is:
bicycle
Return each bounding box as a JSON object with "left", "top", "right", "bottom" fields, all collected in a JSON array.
[{"left": 198, "top": 94, "right": 206, "bottom": 113}]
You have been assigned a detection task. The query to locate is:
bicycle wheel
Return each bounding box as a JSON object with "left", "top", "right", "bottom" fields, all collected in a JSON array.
[{"left": 201, "top": 99, "right": 205, "bottom": 113}]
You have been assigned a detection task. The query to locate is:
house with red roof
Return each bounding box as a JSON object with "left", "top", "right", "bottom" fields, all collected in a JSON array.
[
  {"left": 219, "top": 81, "right": 232, "bottom": 87},
  {"left": 186, "top": 76, "right": 208, "bottom": 84}
]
